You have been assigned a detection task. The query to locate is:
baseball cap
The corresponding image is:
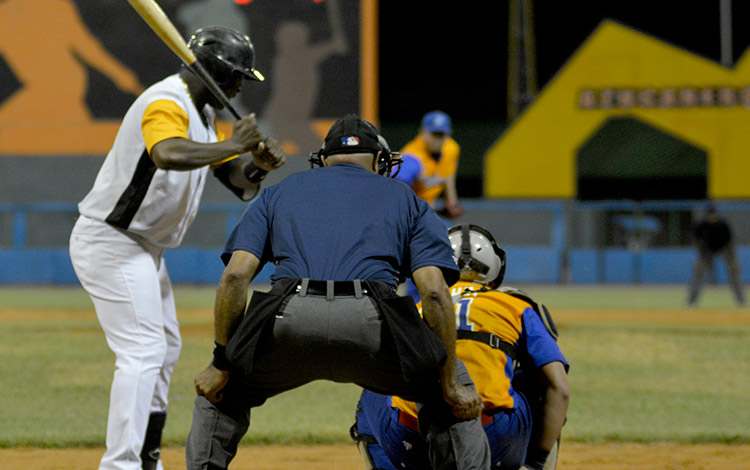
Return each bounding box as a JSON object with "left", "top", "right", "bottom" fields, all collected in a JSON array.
[
  {"left": 320, "top": 115, "right": 381, "bottom": 156},
  {"left": 421, "top": 110, "right": 452, "bottom": 133}
]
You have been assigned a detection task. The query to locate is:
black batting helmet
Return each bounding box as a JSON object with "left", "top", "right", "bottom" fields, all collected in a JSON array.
[{"left": 187, "top": 26, "right": 264, "bottom": 91}]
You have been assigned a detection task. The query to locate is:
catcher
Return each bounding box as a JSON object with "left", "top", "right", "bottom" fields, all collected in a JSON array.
[
  {"left": 352, "top": 224, "right": 570, "bottom": 470},
  {"left": 69, "top": 26, "right": 285, "bottom": 470}
]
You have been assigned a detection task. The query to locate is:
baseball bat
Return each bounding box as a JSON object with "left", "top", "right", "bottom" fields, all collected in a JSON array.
[{"left": 125, "top": 0, "right": 242, "bottom": 120}]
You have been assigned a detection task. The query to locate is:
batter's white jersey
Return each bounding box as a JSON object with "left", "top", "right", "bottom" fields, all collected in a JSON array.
[{"left": 78, "top": 74, "right": 219, "bottom": 248}]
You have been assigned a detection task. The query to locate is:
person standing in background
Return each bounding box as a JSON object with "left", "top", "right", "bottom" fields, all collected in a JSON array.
[{"left": 688, "top": 204, "right": 745, "bottom": 306}]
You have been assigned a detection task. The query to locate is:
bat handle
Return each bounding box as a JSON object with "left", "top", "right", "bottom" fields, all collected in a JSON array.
[
  {"left": 225, "top": 104, "right": 242, "bottom": 121},
  {"left": 188, "top": 61, "right": 242, "bottom": 121}
]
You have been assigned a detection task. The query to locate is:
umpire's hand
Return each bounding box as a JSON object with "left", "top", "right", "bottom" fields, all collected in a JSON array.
[
  {"left": 194, "top": 365, "right": 230, "bottom": 403},
  {"left": 443, "top": 383, "right": 483, "bottom": 420}
]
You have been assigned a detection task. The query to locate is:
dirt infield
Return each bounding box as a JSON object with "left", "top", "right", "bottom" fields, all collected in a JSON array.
[{"left": 5, "top": 443, "right": 750, "bottom": 469}]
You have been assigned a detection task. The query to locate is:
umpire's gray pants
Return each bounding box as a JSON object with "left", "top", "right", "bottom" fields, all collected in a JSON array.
[{"left": 186, "top": 289, "right": 490, "bottom": 470}]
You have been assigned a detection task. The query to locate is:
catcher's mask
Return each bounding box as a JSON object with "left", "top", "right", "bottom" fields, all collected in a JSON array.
[
  {"left": 448, "top": 224, "right": 506, "bottom": 287},
  {"left": 309, "top": 115, "right": 402, "bottom": 177},
  {"left": 187, "top": 26, "right": 264, "bottom": 92}
]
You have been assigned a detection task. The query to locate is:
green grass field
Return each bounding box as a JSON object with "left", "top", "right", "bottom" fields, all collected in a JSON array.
[{"left": 0, "top": 284, "right": 748, "bottom": 448}]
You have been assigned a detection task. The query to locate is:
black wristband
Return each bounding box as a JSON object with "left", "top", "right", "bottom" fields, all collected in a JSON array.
[
  {"left": 212, "top": 342, "right": 232, "bottom": 371},
  {"left": 243, "top": 161, "right": 268, "bottom": 184},
  {"left": 524, "top": 447, "right": 550, "bottom": 470}
]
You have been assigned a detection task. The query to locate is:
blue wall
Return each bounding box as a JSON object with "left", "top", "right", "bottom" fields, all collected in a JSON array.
[
  {"left": 3, "top": 245, "right": 749, "bottom": 286},
  {"left": 3, "top": 201, "right": 750, "bottom": 285},
  {"left": 566, "top": 247, "right": 750, "bottom": 284}
]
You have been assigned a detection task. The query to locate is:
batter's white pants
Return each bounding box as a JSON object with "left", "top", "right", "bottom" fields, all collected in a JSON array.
[{"left": 70, "top": 216, "right": 181, "bottom": 470}]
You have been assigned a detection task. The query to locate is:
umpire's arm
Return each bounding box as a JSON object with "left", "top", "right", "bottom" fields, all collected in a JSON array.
[
  {"left": 194, "top": 249, "right": 259, "bottom": 403},
  {"left": 413, "top": 266, "right": 483, "bottom": 420},
  {"left": 214, "top": 249, "right": 258, "bottom": 345}
]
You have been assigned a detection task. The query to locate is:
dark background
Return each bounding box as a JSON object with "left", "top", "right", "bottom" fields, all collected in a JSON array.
[
  {"left": 3, "top": 2, "right": 749, "bottom": 126},
  {"left": 3, "top": 0, "right": 749, "bottom": 200},
  {"left": 379, "top": 1, "right": 750, "bottom": 123},
  {"left": 378, "top": 1, "right": 750, "bottom": 196}
]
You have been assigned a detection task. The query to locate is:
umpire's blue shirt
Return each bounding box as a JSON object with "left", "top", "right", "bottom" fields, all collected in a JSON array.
[{"left": 223, "top": 163, "right": 459, "bottom": 288}]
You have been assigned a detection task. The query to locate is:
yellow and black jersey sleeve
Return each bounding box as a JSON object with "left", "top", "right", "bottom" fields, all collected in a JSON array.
[{"left": 142, "top": 100, "right": 190, "bottom": 153}]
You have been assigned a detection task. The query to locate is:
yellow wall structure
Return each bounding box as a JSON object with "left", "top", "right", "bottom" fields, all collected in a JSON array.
[{"left": 485, "top": 20, "right": 750, "bottom": 198}]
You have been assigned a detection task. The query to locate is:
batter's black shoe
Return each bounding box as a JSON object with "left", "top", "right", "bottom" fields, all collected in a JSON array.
[{"left": 141, "top": 411, "right": 167, "bottom": 470}]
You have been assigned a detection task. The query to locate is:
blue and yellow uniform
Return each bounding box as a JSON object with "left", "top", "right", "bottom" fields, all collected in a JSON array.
[
  {"left": 396, "top": 135, "right": 460, "bottom": 207},
  {"left": 355, "top": 281, "right": 568, "bottom": 470}
]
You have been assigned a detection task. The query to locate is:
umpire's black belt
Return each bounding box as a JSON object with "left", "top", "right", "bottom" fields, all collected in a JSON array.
[{"left": 296, "top": 279, "right": 370, "bottom": 300}]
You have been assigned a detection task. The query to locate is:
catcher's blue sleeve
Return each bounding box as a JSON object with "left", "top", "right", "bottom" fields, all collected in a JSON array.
[
  {"left": 520, "top": 309, "right": 569, "bottom": 370},
  {"left": 395, "top": 155, "right": 421, "bottom": 186}
]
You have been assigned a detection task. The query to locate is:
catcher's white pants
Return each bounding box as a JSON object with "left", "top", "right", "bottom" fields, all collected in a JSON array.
[{"left": 70, "top": 216, "right": 181, "bottom": 470}]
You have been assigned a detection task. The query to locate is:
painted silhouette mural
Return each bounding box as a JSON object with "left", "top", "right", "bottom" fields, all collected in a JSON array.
[
  {"left": 0, "top": 0, "right": 360, "bottom": 156},
  {"left": 0, "top": 0, "right": 144, "bottom": 153},
  {"left": 263, "top": 0, "right": 348, "bottom": 154}
]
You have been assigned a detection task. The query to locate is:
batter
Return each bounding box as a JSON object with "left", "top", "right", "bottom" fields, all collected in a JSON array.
[{"left": 69, "top": 26, "right": 285, "bottom": 470}]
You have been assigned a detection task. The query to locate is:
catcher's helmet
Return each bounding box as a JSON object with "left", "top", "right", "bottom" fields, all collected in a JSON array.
[
  {"left": 187, "top": 26, "right": 264, "bottom": 91},
  {"left": 309, "top": 115, "right": 403, "bottom": 177},
  {"left": 448, "top": 224, "right": 506, "bottom": 287}
]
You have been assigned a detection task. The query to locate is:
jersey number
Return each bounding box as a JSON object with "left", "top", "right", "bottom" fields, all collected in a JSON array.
[{"left": 455, "top": 298, "right": 475, "bottom": 331}]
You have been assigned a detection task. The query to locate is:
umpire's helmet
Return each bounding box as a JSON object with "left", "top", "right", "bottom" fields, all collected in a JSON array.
[
  {"left": 309, "top": 115, "right": 403, "bottom": 177},
  {"left": 448, "top": 224, "right": 506, "bottom": 287},
  {"left": 187, "top": 26, "right": 264, "bottom": 91}
]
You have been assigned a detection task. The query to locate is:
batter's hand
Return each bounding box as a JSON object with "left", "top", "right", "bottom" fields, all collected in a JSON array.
[
  {"left": 231, "top": 113, "right": 265, "bottom": 154},
  {"left": 253, "top": 137, "right": 287, "bottom": 171},
  {"left": 442, "top": 383, "right": 483, "bottom": 420},
  {"left": 194, "top": 365, "right": 230, "bottom": 404}
]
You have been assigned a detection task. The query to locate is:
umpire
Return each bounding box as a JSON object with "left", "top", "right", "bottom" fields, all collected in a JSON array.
[
  {"left": 186, "top": 115, "right": 490, "bottom": 470},
  {"left": 688, "top": 204, "right": 746, "bottom": 306}
]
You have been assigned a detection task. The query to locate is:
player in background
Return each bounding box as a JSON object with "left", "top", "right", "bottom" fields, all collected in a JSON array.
[
  {"left": 395, "top": 110, "right": 464, "bottom": 220},
  {"left": 687, "top": 203, "right": 745, "bottom": 306},
  {"left": 352, "top": 224, "right": 570, "bottom": 470},
  {"left": 69, "top": 26, "right": 285, "bottom": 470},
  {"left": 395, "top": 111, "right": 463, "bottom": 303}
]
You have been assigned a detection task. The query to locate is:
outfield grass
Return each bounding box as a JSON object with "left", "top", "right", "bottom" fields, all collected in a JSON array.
[
  {"left": 0, "top": 284, "right": 748, "bottom": 447},
  {"left": 0, "top": 282, "right": 744, "bottom": 310}
]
